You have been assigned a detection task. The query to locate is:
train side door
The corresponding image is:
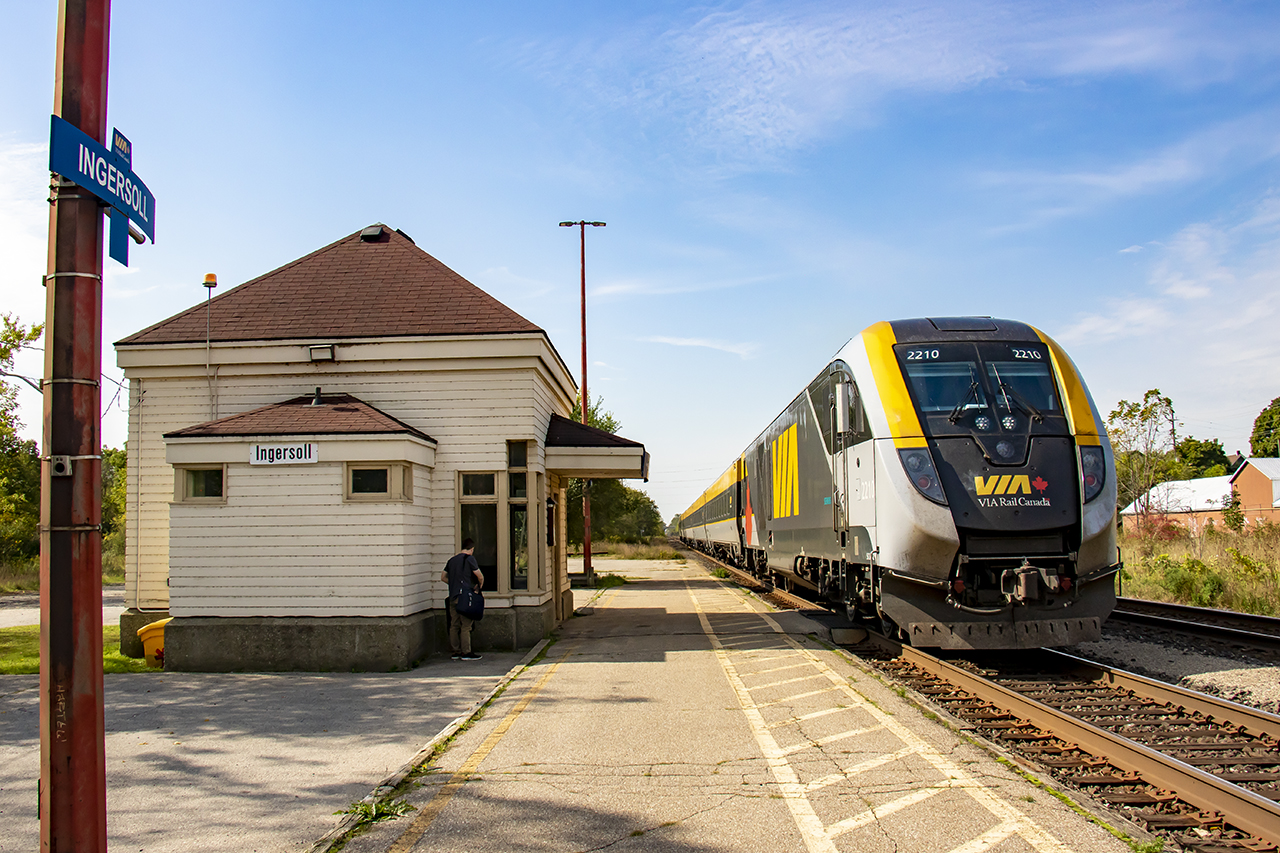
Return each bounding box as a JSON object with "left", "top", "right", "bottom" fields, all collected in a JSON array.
[
  {"left": 832, "top": 376, "right": 850, "bottom": 534},
  {"left": 846, "top": 380, "right": 876, "bottom": 530}
]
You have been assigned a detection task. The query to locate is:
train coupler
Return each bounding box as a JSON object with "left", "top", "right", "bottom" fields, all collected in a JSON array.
[{"left": 1000, "top": 560, "right": 1069, "bottom": 604}]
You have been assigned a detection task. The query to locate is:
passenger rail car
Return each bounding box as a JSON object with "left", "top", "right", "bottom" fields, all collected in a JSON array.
[{"left": 678, "top": 317, "right": 1119, "bottom": 650}]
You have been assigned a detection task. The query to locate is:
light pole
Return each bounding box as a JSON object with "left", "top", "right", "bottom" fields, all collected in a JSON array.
[{"left": 559, "top": 220, "right": 605, "bottom": 584}]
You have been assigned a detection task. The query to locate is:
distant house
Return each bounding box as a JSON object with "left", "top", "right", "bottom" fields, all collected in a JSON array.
[
  {"left": 1120, "top": 475, "right": 1235, "bottom": 529},
  {"left": 1231, "top": 458, "right": 1280, "bottom": 525},
  {"left": 1120, "top": 458, "right": 1280, "bottom": 530},
  {"left": 115, "top": 224, "right": 649, "bottom": 671}
]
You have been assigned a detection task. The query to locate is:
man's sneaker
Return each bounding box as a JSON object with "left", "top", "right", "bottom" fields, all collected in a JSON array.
[
  {"left": 451, "top": 653, "right": 461, "bottom": 660},
  {"left": 460, "top": 653, "right": 482, "bottom": 661}
]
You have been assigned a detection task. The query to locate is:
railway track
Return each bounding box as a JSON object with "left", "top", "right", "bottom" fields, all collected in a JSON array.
[
  {"left": 1110, "top": 598, "right": 1280, "bottom": 655},
  {"left": 681, "top": 545, "right": 1280, "bottom": 851}
]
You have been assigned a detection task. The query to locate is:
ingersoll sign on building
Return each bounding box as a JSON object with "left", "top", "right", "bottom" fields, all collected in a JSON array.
[{"left": 249, "top": 443, "right": 319, "bottom": 465}]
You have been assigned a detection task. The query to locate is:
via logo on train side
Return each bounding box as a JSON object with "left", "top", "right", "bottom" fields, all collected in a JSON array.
[{"left": 679, "top": 317, "right": 1120, "bottom": 650}]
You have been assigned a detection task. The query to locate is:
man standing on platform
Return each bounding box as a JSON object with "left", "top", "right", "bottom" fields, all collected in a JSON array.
[{"left": 442, "top": 538, "right": 484, "bottom": 660}]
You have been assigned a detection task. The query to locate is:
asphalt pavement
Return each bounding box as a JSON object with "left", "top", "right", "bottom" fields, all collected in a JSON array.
[
  {"left": 0, "top": 585, "right": 128, "bottom": 630},
  {"left": 0, "top": 637, "right": 529, "bottom": 852},
  {"left": 0, "top": 562, "right": 1149, "bottom": 853},
  {"left": 341, "top": 559, "right": 1139, "bottom": 853}
]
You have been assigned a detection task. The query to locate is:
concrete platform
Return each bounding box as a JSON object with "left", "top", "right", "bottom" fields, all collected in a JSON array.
[
  {"left": 341, "top": 559, "right": 1139, "bottom": 853},
  {"left": 0, "top": 650, "right": 529, "bottom": 852}
]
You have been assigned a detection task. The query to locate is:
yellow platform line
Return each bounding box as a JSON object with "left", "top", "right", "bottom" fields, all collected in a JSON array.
[
  {"left": 825, "top": 785, "right": 949, "bottom": 839},
  {"left": 750, "top": 610, "right": 1073, "bottom": 853},
  {"left": 748, "top": 662, "right": 814, "bottom": 678},
  {"left": 387, "top": 648, "right": 572, "bottom": 853},
  {"left": 755, "top": 687, "right": 841, "bottom": 707},
  {"left": 803, "top": 746, "right": 921, "bottom": 794},
  {"left": 689, "top": 585, "right": 839, "bottom": 853},
  {"left": 778, "top": 723, "right": 883, "bottom": 757},
  {"left": 748, "top": 673, "right": 829, "bottom": 691},
  {"left": 767, "top": 707, "right": 846, "bottom": 730}
]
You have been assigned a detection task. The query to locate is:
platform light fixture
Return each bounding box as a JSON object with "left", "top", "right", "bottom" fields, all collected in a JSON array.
[
  {"left": 558, "top": 219, "right": 606, "bottom": 584},
  {"left": 204, "top": 273, "right": 218, "bottom": 420}
]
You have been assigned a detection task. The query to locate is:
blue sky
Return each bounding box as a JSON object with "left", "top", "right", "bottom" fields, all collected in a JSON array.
[{"left": 3, "top": 1, "right": 1279, "bottom": 520}]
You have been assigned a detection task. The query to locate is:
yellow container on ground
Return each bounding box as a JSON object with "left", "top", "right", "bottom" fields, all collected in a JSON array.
[{"left": 136, "top": 617, "right": 173, "bottom": 668}]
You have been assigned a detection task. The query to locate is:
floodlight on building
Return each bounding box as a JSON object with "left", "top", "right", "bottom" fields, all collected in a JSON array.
[{"left": 309, "top": 344, "right": 335, "bottom": 362}]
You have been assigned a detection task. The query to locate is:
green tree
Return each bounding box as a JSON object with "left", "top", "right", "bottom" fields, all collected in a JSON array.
[
  {"left": 1108, "top": 389, "right": 1178, "bottom": 518},
  {"left": 0, "top": 314, "right": 44, "bottom": 567},
  {"left": 102, "top": 445, "right": 128, "bottom": 578},
  {"left": 1221, "top": 488, "right": 1245, "bottom": 533},
  {"left": 1173, "top": 436, "right": 1230, "bottom": 479},
  {"left": 565, "top": 394, "right": 663, "bottom": 545},
  {"left": 1251, "top": 397, "right": 1280, "bottom": 458},
  {"left": 666, "top": 513, "right": 681, "bottom": 536}
]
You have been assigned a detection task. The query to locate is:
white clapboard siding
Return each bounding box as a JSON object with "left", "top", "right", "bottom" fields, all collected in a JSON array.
[
  {"left": 120, "top": 334, "right": 576, "bottom": 617},
  {"left": 169, "top": 461, "right": 429, "bottom": 616}
]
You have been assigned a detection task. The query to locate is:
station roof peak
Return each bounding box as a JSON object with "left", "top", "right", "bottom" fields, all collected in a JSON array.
[
  {"left": 164, "top": 392, "right": 435, "bottom": 442},
  {"left": 118, "top": 224, "right": 542, "bottom": 346}
]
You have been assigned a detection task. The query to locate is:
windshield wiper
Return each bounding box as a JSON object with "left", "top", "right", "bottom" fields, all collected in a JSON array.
[
  {"left": 947, "top": 366, "right": 982, "bottom": 424},
  {"left": 991, "top": 364, "right": 1044, "bottom": 423}
]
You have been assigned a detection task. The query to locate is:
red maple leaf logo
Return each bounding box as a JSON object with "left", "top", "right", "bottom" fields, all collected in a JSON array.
[{"left": 1032, "top": 476, "right": 1049, "bottom": 493}]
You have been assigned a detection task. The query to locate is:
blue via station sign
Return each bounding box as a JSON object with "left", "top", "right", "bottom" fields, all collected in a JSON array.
[{"left": 49, "top": 114, "right": 155, "bottom": 265}]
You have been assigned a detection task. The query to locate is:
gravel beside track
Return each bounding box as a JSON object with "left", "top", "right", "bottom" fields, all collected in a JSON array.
[{"left": 1066, "top": 623, "right": 1280, "bottom": 716}]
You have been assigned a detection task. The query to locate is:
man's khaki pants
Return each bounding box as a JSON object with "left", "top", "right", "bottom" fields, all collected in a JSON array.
[{"left": 448, "top": 597, "right": 475, "bottom": 655}]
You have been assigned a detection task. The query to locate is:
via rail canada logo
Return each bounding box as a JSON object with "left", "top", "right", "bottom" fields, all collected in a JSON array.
[{"left": 973, "top": 473, "right": 1051, "bottom": 508}]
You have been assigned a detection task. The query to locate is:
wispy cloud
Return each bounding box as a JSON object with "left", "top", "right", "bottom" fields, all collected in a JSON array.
[
  {"left": 641, "top": 335, "right": 758, "bottom": 359},
  {"left": 979, "top": 111, "right": 1280, "bottom": 228},
  {"left": 1119, "top": 245, "right": 1144, "bottom": 253},
  {"left": 519, "top": 2, "right": 1280, "bottom": 168},
  {"left": 1055, "top": 194, "right": 1280, "bottom": 449}
]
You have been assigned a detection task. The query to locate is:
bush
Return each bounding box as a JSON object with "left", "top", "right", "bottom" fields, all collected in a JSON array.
[{"left": 1158, "top": 555, "right": 1226, "bottom": 607}]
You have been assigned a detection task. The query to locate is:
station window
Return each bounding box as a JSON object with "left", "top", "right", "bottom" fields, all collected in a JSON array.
[
  {"left": 175, "top": 466, "right": 226, "bottom": 503},
  {"left": 508, "top": 441, "right": 529, "bottom": 591},
  {"left": 460, "top": 472, "right": 499, "bottom": 592},
  {"left": 344, "top": 462, "right": 412, "bottom": 502}
]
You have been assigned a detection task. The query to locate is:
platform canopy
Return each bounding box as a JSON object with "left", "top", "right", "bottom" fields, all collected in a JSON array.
[{"left": 544, "top": 414, "right": 649, "bottom": 480}]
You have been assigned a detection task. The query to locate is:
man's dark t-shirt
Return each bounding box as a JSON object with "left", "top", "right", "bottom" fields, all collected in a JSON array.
[{"left": 445, "top": 552, "right": 481, "bottom": 600}]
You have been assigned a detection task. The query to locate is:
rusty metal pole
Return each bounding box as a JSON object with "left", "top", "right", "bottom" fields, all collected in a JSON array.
[
  {"left": 41, "top": 0, "right": 110, "bottom": 850},
  {"left": 579, "top": 222, "right": 593, "bottom": 584}
]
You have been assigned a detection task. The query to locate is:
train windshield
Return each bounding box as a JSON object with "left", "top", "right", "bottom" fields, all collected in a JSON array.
[
  {"left": 895, "top": 341, "right": 1066, "bottom": 436},
  {"left": 986, "top": 361, "right": 1060, "bottom": 416},
  {"left": 901, "top": 361, "right": 987, "bottom": 414}
]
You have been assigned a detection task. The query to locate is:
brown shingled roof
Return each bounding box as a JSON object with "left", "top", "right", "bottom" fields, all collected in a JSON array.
[
  {"left": 119, "top": 224, "right": 542, "bottom": 345},
  {"left": 164, "top": 392, "right": 436, "bottom": 442}
]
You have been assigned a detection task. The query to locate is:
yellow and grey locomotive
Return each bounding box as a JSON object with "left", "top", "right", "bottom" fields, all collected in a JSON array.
[{"left": 678, "top": 317, "right": 1118, "bottom": 649}]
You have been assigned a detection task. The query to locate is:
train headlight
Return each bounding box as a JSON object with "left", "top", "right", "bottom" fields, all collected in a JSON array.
[
  {"left": 1001, "top": 415, "right": 1018, "bottom": 430},
  {"left": 975, "top": 416, "right": 992, "bottom": 431},
  {"left": 898, "top": 448, "right": 948, "bottom": 505},
  {"left": 1079, "top": 445, "right": 1106, "bottom": 503}
]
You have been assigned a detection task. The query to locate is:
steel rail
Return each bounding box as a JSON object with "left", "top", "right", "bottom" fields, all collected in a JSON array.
[
  {"left": 1111, "top": 598, "right": 1280, "bottom": 652},
  {"left": 1048, "top": 648, "right": 1280, "bottom": 742},
  {"left": 897, "top": 644, "right": 1280, "bottom": 845},
  {"left": 1116, "top": 598, "right": 1280, "bottom": 633}
]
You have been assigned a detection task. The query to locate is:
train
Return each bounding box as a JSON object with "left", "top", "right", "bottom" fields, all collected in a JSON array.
[{"left": 678, "top": 317, "right": 1120, "bottom": 650}]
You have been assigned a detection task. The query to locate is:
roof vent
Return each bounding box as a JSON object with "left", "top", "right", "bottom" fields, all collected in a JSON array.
[
  {"left": 360, "top": 225, "right": 386, "bottom": 242},
  {"left": 928, "top": 317, "right": 997, "bottom": 332},
  {"left": 311, "top": 387, "right": 323, "bottom": 406}
]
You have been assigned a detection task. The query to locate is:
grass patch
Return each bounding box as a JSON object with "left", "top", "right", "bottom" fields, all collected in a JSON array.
[
  {"left": 0, "top": 624, "right": 155, "bottom": 674},
  {"left": 595, "top": 573, "right": 627, "bottom": 589},
  {"left": 1118, "top": 522, "right": 1280, "bottom": 614},
  {"left": 569, "top": 540, "right": 683, "bottom": 561},
  {"left": 710, "top": 566, "right": 730, "bottom": 579},
  {"left": 1, "top": 558, "right": 130, "bottom": 593},
  {"left": 0, "top": 558, "right": 39, "bottom": 594}
]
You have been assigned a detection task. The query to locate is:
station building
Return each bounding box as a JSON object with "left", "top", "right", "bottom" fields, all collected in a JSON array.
[{"left": 114, "top": 224, "right": 648, "bottom": 671}]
